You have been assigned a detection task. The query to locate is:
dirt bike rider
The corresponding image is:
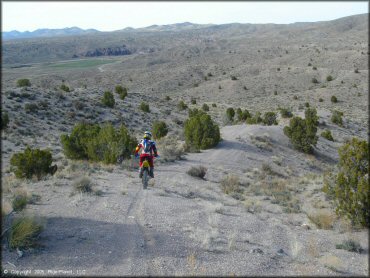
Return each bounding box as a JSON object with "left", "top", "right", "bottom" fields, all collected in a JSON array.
[{"left": 134, "top": 131, "right": 158, "bottom": 178}]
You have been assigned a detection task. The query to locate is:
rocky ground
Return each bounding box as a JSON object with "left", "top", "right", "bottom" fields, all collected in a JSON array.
[{"left": 1, "top": 13, "right": 368, "bottom": 276}]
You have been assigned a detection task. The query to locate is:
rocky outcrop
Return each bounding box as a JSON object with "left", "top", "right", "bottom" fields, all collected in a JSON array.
[{"left": 84, "top": 45, "right": 132, "bottom": 57}]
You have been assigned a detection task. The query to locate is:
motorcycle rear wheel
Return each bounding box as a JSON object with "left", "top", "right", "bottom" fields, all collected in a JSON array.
[{"left": 142, "top": 168, "right": 149, "bottom": 189}]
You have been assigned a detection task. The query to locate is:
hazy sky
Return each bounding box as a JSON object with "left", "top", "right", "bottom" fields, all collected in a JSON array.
[{"left": 2, "top": 1, "right": 368, "bottom": 32}]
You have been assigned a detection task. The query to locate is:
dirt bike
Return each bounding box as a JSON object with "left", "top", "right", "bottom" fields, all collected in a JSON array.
[
  {"left": 141, "top": 157, "right": 150, "bottom": 189},
  {"left": 139, "top": 155, "right": 159, "bottom": 189},
  {"left": 127, "top": 155, "right": 159, "bottom": 189}
]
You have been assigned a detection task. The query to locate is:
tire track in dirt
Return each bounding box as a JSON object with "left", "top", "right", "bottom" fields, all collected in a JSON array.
[{"left": 125, "top": 182, "right": 158, "bottom": 275}]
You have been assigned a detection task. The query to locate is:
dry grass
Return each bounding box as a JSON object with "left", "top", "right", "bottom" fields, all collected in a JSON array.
[
  {"left": 249, "top": 177, "right": 301, "bottom": 213},
  {"left": 9, "top": 216, "right": 44, "bottom": 249},
  {"left": 156, "top": 136, "right": 186, "bottom": 162},
  {"left": 306, "top": 236, "right": 320, "bottom": 258},
  {"left": 244, "top": 199, "right": 262, "bottom": 213},
  {"left": 2, "top": 175, "right": 22, "bottom": 193},
  {"left": 2, "top": 201, "right": 13, "bottom": 216},
  {"left": 72, "top": 176, "right": 93, "bottom": 194},
  {"left": 220, "top": 174, "right": 244, "bottom": 199},
  {"left": 307, "top": 210, "right": 336, "bottom": 229},
  {"left": 12, "top": 189, "right": 29, "bottom": 212},
  {"left": 187, "top": 252, "right": 198, "bottom": 275},
  {"left": 250, "top": 134, "right": 273, "bottom": 151},
  {"left": 319, "top": 255, "right": 343, "bottom": 273}
]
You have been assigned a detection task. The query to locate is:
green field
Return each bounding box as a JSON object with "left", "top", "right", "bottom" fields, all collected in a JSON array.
[{"left": 47, "top": 59, "right": 116, "bottom": 69}]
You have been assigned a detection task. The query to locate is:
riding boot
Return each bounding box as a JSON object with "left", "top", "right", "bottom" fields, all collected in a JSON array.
[
  {"left": 149, "top": 167, "right": 154, "bottom": 178},
  {"left": 139, "top": 167, "right": 143, "bottom": 178}
]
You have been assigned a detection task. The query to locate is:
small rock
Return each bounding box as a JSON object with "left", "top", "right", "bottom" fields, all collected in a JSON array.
[
  {"left": 250, "top": 248, "right": 263, "bottom": 254},
  {"left": 16, "top": 248, "right": 23, "bottom": 258},
  {"left": 301, "top": 223, "right": 311, "bottom": 230},
  {"left": 277, "top": 248, "right": 287, "bottom": 256}
]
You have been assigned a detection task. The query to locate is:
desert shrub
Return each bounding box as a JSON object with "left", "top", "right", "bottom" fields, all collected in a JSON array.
[
  {"left": 74, "top": 100, "right": 85, "bottom": 110},
  {"left": 1, "top": 111, "right": 9, "bottom": 129},
  {"left": 231, "top": 76, "right": 238, "bottom": 80},
  {"left": 152, "top": 121, "right": 168, "bottom": 140},
  {"left": 86, "top": 124, "right": 136, "bottom": 163},
  {"left": 226, "top": 107, "right": 235, "bottom": 121},
  {"left": 241, "top": 109, "right": 251, "bottom": 121},
  {"left": 326, "top": 75, "right": 333, "bottom": 81},
  {"left": 283, "top": 108, "right": 318, "bottom": 153},
  {"left": 331, "top": 110, "right": 343, "bottom": 126},
  {"left": 236, "top": 107, "right": 242, "bottom": 117},
  {"left": 354, "top": 68, "right": 359, "bottom": 73},
  {"left": 308, "top": 63, "right": 312, "bottom": 66},
  {"left": 16, "top": 79, "right": 31, "bottom": 87},
  {"left": 321, "top": 130, "right": 334, "bottom": 141},
  {"left": 115, "top": 85, "right": 127, "bottom": 95},
  {"left": 202, "top": 103, "right": 209, "bottom": 112},
  {"left": 293, "top": 95, "right": 298, "bottom": 100},
  {"left": 336, "top": 240, "right": 363, "bottom": 253},
  {"left": 140, "top": 102, "right": 150, "bottom": 112},
  {"left": 305, "top": 102, "right": 310, "bottom": 108},
  {"left": 246, "top": 112, "right": 263, "bottom": 124},
  {"left": 262, "top": 112, "right": 278, "bottom": 126},
  {"left": 191, "top": 98, "right": 197, "bottom": 105},
  {"left": 188, "top": 108, "right": 202, "bottom": 118},
  {"left": 165, "top": 96, "right": 171, "bottom": 101},
  {"left": 311, "top": 78, "right": 319, "bottom": 84},
  {"left": 177, "top": 100, "right": 188, "bottom": 111},
  {"left": 324, "top": 138, "right": 369, "bottom": 227},
  {"left": 279, "top": 108, "right": 293, "bottom": 118},
  {"left": 187, "top": 166, "right": 207, "bottom": 179},
  {"left": 115, "top": 85, "right": 128, "bottom": 100},
  {"left": 102, "top": 91, "right": 115, "bottom": 108},
  {"left": 24, "top": 103, "right": 38, "bottom": 113},
  {"left": 9, "top": 216, "right": 43, "bottom": 249},
  {"left": 212, "top": 103, "right": 217, "bottom": 107},
  {"left": 60, "top": 84, "right": 70, "bottom": 92},
  {"left": 61, "top": 123, "right": 100, "bottom": 160},
  {"left": 10, "top": 147, "right": 54, "bottom": 180},
  {"left": 61, "top": 122, "right": 136, "bottom": 164},
  {"left": 184, "top": 111, "right": 220, "bottom": 151},
  {"left": 331, "top": 95, "right": 338, "bottom": 103},
  {"left": 73, "top": 176, "right": 93, "bottom": 193},
  {"left": 12, "top": 193, "right": 28, "bottom": 212},
  {"left": 312, "top": 66, "right": 317, "bottom": 70},
  {"left": 319, "top": 98, "right": 324, "bottom": 102},
  {"left": 119, "top": 91, "right": 128, "bottom": 100}
]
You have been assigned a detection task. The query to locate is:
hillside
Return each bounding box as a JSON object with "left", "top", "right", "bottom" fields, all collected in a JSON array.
[{"left": 1, "top": 13, "right": 369, "bottom": 276}]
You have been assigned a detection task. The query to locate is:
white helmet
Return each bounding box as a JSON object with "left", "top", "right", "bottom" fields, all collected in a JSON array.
[{"left": 144, "top": 131, "right": 152, "bottom": 139}]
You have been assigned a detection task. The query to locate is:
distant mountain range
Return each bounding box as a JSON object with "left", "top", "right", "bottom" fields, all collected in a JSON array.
[
  {"left": 2, "top": 22, "right": 214, "bottom": 40},
  {"left": 2, "top": 14, "right": 366, "bottom": 41},
  {"left": 2, "top": 27, "right": 100, "bottom": 40}
]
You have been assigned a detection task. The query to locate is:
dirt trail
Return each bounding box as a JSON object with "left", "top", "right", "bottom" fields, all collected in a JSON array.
[{"left": 2, "top": 125, "right": 368, "bottom": 276}]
